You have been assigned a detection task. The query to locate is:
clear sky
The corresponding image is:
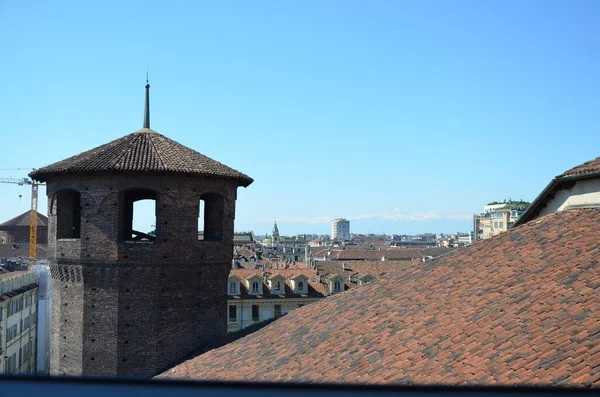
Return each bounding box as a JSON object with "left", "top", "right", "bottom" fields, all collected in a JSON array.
[{"left": 1, "top": 0, "right": 599, "bottom": 237}]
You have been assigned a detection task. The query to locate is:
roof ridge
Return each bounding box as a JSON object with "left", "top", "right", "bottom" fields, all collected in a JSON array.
[
  {"left": 106, "top": 132, "right": 143, "bottom": 170},
  {"left": 147, "top": 132, "right": 167, "bottom": 170}
]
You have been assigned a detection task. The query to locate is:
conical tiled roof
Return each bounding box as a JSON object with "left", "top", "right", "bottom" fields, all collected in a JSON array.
[
  {"left": 29, "top": 129, "right": 253, "bottom": 186},
  {"left": 0, "top": 210, "right": 48, "bottom": 227}
]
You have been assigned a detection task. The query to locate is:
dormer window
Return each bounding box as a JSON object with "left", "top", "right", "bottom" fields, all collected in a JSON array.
[
  {"left": 291, "top": 275, "right": 308, "bottom": 294},
  {"left": 334, "top": 280, "right": 342, "bottom": 291},
  {"left": 228, "top": 276, "right": 241, "bottom": 295},
  {"left": 275, "top": 281, "right": 282, "bottom": 293},
  {"left": 329, "top": 275, "right": 345, "bottom": 294},
  {"left": 246, "top": 275, "right": 263, "bottom": 295}
]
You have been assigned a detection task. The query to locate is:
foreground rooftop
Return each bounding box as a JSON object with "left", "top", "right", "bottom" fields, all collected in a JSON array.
[{"left": 160, "top": 208, "right": 600, "bottom": 386}]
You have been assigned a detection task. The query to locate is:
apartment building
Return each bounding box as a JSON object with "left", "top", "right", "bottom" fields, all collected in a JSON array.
[
  {"left": 331, "top": 218, "right": 350, "bottom": 241},
  {"left": 227, "top": 268, "right": 328, "bottom": 333},
  {"left": 0, "top": 270, "right": 38, "bottom": 375},
  {"left": 474, "top": 201, "right": 528, "bottom": 241}
]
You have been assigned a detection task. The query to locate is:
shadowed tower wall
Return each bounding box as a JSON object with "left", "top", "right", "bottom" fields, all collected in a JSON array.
[{"left": 45, "top": 173, "right": 241, "bottom": 377}]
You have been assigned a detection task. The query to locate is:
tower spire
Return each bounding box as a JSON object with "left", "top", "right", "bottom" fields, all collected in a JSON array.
[{"left": 143, "top": 72, "right": 150, "bottom": 129}]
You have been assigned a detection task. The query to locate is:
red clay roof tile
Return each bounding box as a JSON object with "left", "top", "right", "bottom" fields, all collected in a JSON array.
[
  {"left": 29, "top": 129, "right": 252, "bottom": 186},
  {"left": 159, "top": 208, "right": 600, "bottom": 387}
]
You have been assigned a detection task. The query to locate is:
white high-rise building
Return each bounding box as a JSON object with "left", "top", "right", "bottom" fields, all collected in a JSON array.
[{"left": 331, "top": 218, "right": 350, "bottom": 241}]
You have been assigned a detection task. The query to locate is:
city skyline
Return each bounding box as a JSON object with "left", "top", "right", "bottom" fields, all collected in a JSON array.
[{"left": 1, "top": 1, "right": 600, "bottom": 236}]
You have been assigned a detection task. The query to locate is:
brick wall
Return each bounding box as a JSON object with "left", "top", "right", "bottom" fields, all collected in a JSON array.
[{"left": 47, "top": 173, "right": 241, "bottom": 377}]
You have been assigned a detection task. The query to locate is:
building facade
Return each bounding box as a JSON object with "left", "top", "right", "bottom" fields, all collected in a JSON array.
[
  {"left": 0, "top": 270, "right": 38, "bottom": 375},
  {"left": 473, "top": 201, "right": 528, "bottom": 241},
  {"left": 29, "top": 83, "right": 252, "bottom": 377},
  {"left": 331, "top": 218, "right": 350, "bottom": 241},
  {"left": 226, "top": 269, "right": 327, "bottom": 333}
]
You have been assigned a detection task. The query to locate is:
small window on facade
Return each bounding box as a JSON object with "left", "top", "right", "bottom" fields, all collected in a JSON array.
[
  {"left": 252, "top": 281, "right": 260, "bottom": 293},
  {"left": 199, "top": 193, "right": 224, "bottom": 242},
  {"left": 230, "top": 281, "right": 237, "bottom": 294},
  {"left": 298, "top": 281, "right": 305, "bottom": 291},
  {"left": 251, "top": 305, "right": 259, "bottom": 321},
  {"left": 274, "top": 304, "right": 282, "bottom": 317},
  {"left": 228, "top": 305, "right": 237, "bottom": 321},
  {"left": 56, "top": 190, "right": 81, "bottom": 239},
  {"left": 334, "top": 280, "right": 342, "bottom": 291},
  {"left": 275, "top": 281, "right": 282, "bottom": 292}
]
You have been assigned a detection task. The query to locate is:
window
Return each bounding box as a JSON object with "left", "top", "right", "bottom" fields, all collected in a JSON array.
[
  {"left": 252, "top": 281, "right": 260, "bottom": 293},
  {"left": 0, "top": 306, "right": 3, "bottom": 321},
  {"left": 229, "top": 281, "right": 237, "bottom": 294},
  {"left": 120, "top": 189, "right": 157, "bottom": 242},
  {"left": 274, "top": 304, "right": 282, "bottom": 317},
  {"left": 55, "top": 189, "right": 81, "bottom": 239},
  {"left": 334, "top": 280, "right": 342, "bottom": 292},
  {"left": 251, "top": 305, "right": 259, "bottom": 321},
  {"left": 275, "top": 281, "right": 282, "bottom": 293},
  {"left": 198, "top": 193, "right": 224, "bottom": 242},
  {"left": 298, "top": 281, "right": 305, "bottom": 291},
  {"left": 228, "top": 305, "right": 237, "bottom": 321}
]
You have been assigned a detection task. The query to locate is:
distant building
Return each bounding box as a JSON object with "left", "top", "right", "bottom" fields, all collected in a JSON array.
[
  {"left": 0, "top": 210, "right": 48, "bottom": 245},
  {"left": 331, "top": 218, "right": 350, "bottom": 241},
  {"left": 0, "top": 270, "right": 38, "bottom": 375},
  {"left": 226, "top": 268, "right": 327, "bottom": 333},
  {"left": 474, "top": 201, "right": 528, "bottom": 241}
]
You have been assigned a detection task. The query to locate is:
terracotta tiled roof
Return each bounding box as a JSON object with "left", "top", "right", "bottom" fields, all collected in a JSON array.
[
  {"left": 559, "top": 157, "right": 600, "bottom": 178},
  {"left": 314, "top": 247, "right": 455, "bottom": 261},
  {"left": 29, "top": 129, "right": 253, "bottom": 186},
  {"left": 0, "top": 210, "right": 48, "bottom": 227},
  {"left": 160, "top": 208, "right": 600, "bottom": 386},
  {"left": 316, "top": 260, "right": 412, "bottom": 289}
]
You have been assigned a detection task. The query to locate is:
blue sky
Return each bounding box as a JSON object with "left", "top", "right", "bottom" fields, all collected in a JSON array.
[{"left": 1, "top": 0, "right": 599, "bottom": 236}]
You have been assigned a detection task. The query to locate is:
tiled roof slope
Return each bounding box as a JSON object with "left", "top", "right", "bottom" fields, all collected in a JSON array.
[
  {"left": 159, "top": 208, "right": 600, "bottom": 386},
  {"left": 560, "top": 157, "right": 600, "bottom": 178},
  {"left": 0, "top": 210, "right": 48, "bottom": 227},
  {"left": 316, "top": 260, "right": 412, "bottom": 289},
  {"left": 29, "top": 129, "right": 253, "bottom": 186},
  {"left": 0, "top": 244, "right": 48, "bottom": 259}
]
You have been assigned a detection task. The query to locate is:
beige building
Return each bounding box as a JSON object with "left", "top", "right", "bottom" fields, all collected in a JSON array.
[
  {"left": 227, "top": 268, "right": 328, "bottom": 333},
  {"left": 0, "top": 270, "right": 38, "bottom": 375},
  {"left": 474, "top": 202, "right": 527, "bottom": 240}
]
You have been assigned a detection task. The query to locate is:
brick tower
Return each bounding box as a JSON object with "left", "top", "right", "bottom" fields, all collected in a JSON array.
[{"left": 30, "top": 82, "right": 252, "bottom": 377}]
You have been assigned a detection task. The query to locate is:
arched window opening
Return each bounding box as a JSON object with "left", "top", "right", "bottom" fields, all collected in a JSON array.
[
  {"left": 56, "top": 190, "right": 81, "bottom": 239},
  {"left": 120, "top": 189, "right": 156, "bottom": 242},
  {"left": 252, "top": 281, "right": 259, "bottom": 293},
  {"left": 230, "top": 281, "right": 237, "bottom": 294},
  {"left": 275, "top": 281, "right": 282, "bottom": 292},
  {"left": 334, "top": 280, "right": 342, "bottom": 291},
  {"left": 298, "top": 281, "right": 305, "bottom": 291},
  {"left": 198, "top": 193, "right": 224, "bottom": 242}
]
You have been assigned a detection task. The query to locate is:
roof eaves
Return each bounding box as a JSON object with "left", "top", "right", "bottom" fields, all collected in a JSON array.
[{"left": 514, "top": 170, "right": 600, "bottom": 227}]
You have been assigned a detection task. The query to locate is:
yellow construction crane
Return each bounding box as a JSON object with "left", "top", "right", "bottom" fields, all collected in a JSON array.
[{"left": 0, "top": 176, "right": 45, "bottom": 258}]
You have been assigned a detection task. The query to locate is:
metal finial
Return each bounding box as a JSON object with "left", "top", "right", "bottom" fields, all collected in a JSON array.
[{"left": 143, "top": 74, "right": 150, "bottom": 129}]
